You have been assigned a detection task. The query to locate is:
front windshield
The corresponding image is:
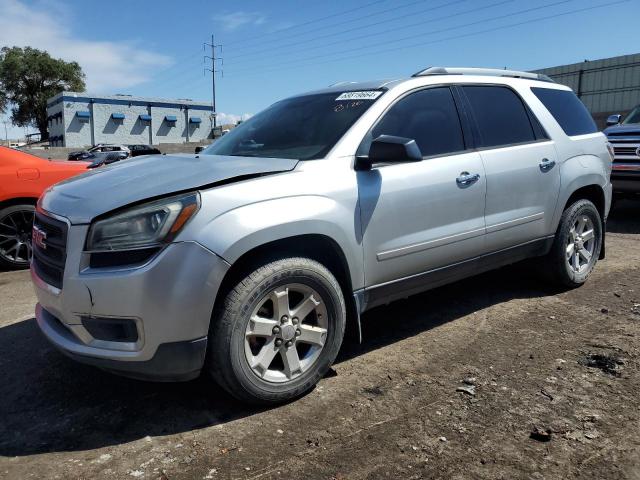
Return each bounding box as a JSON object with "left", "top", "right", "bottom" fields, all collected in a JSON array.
[
  {"left": 623, "top": 105, "right": 640, "bottom": 125},
  {"left": 202, "top": 91, "right": 383, "bottom": 160}
]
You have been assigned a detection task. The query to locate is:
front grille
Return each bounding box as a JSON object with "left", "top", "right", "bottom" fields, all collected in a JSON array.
[
  {"left": 613, "top": 145, "right": 640, "bottom": 156},
  {"left": 32, "top": 212, "right": 68, "bottom": 289},
  {"left": 609, "top": 141, "right": 640, "bottom": 163}
]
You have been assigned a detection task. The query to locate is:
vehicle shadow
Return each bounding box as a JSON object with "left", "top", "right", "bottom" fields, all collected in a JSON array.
[
  {"left": 607, "top": 198, "right": 640, "bottom": 234},
  {"left": 0, "top": 261, "right": 556, "bottom": 457}
]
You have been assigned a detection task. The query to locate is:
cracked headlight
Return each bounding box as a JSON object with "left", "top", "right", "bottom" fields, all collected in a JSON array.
[{"left": 86, "top": 192, "right": 200, "bottom": 252}]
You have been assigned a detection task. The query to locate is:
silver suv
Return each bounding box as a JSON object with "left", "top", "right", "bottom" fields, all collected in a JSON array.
[{"left": 31, "top": 67, "right": 612, "bottom": 404}]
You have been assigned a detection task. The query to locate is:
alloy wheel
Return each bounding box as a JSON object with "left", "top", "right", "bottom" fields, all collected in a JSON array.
[
  {"left": 566, "top": 215, "right": 596, "bottom": 274},
  {"left": 244, "top": 283, "right": 328, "bottom": 383},
  {"left": 0, "top": 209, "right": 34, "bottom": 265}
]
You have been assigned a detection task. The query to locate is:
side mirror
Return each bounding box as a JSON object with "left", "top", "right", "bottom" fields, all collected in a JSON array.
[
  {"left": 195, "top": 146, "right": 204, "bottom": 154},
  {"left": 606, "top": 114, "right": 622, "bottom": 126},
  {"left": 355, "top": 135, "right": 423, "bottom": 170}
]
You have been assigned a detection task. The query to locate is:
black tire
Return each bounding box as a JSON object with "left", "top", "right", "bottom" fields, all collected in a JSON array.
[
  {"left": 543, "top": 199, "right": 602, "bottom": 288},
  {"left": 208, "top": 257, "right": 346, "bottom": 405},
  {"left": 0, "top": 204, "right": 35, "bottom": 270}
]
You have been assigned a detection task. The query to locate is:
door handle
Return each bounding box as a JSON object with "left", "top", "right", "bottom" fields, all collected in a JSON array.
[
  {"left": 539, "top": 158, "right": 556, "bottom": 172},
  {"left": 456, "top": 171, "right": 480, "bottom": 187}
]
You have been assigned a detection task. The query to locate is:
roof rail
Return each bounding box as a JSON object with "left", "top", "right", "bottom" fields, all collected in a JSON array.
[
  {"left": 412, "top": 67, "right": 555, "bottom": 83},
  {"left": 328, "top": 81, "right": 359, "bottom": 87}
]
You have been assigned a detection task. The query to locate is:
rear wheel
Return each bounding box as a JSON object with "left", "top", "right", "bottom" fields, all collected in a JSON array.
[
  {"left": 543, "top": 199, "right": 602, "bottom": 287},
  {"left": 0, "top": 204, "right": 35, "bottom": 270},
  {"left": 208, "top": 257, "right": 346, "bottom": 404}
]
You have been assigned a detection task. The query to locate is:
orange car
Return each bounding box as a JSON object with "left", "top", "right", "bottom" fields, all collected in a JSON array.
[{"left": 0, "top": 146, "right": 88, "bottom": 269}]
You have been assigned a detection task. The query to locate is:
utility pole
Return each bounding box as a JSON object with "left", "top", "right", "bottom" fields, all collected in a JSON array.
[
  {"left": 2, "top": 119, "right": 8, "bottom": 146},
  {"left": 204, "top": 34, "right": 223, "bottom": 132}
]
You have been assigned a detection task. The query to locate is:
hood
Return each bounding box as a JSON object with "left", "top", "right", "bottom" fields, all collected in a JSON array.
[
  {"left": 604, "top": 123, "right": 640, "bottom": 136},
  {"left": 41, "top": 154, "right": 298, "bottom": 224}
]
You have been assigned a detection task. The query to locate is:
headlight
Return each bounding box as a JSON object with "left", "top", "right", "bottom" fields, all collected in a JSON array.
[{"left": 86, "top": 192, "right": 200, "bottom": 251}]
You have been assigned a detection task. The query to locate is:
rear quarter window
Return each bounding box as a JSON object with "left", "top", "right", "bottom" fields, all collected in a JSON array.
[{"left": 531, "top": 87, "right": 597, "bottom": 136}]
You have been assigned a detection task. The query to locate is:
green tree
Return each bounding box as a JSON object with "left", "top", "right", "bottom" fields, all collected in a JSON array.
[{"left": 0, "top": 47, "right": 85, "bottom": 140}]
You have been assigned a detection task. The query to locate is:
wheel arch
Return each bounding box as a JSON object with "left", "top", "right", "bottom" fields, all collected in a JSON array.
[
  {"left": 554, "top": 180, "right": 608, "bottom": 260},
  {"left": 563, "top": 184, "right": 605, "bottom": 221},
  {"left": 554, "top": 154, "right": 610, "bottom": 229},
  {"left": 0, "top": 197, "right": 39, "bottom": 210},
  {"left": 213, "top": 234, "right": 360, "bottom": 343}
]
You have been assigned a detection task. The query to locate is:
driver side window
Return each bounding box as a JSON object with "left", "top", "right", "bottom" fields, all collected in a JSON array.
[{"left": 361, "top": 87, "right": 466, "bottom": 158}]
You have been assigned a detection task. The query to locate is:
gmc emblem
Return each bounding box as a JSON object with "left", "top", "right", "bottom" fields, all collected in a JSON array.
[{"left": 32, "top": 226, "right": 47, "bottom": 250}]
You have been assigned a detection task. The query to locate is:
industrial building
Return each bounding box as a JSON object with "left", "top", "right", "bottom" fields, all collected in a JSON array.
[
  {"left": 46, "top": 92, "right": 214, "bottom": 147},
  {"left": 534, "top": 53, "right": 640, "bottom": 128}
]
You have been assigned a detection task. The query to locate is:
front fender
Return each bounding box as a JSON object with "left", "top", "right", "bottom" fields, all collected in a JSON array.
[
  {"left": 552, "top": 154, "right": 611, "bottom": 228},
  {"left": 193, "top": 195, "right": 365, "bottom": 290}
]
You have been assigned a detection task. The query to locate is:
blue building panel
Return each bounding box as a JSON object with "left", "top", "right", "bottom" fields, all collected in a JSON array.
[{"left": 47, "top": 91, "right": 213, "bottom": 147}]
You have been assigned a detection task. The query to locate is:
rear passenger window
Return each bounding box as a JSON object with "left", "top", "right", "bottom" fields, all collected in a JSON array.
[
  {"left": 369, "top": 87, "right": 465, "bottom": 157},
  {"left": 531, "top": 87, "right": 597, "bottom": 136},
  {"left": 462, "top": 86, "right": 537, "bottom": 148}
]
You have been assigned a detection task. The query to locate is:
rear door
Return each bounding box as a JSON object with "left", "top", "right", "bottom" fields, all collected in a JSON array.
[{"left": 459, "top": 85, "right": 560, "bottom": 252}]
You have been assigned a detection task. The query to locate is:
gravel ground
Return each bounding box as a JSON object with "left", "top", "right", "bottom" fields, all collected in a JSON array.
[{"left": 1, "top": 200, "right": 639, "bottom": 480}]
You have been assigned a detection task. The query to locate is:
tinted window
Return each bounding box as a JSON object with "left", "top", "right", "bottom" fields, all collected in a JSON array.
[
  {"left": 531, "top": 87, "right": 597, "bottom": 136},
  {"left": 463, "top": 86, "right": 536, "bottom": 148},
  {"left": 368, "top": 87, "right": 465, "bottom": 157},
  {"left": 203, "top": 92, "right": 381, "bottom": 160}
]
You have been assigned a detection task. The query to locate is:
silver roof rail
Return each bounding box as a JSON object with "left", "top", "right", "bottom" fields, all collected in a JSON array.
[
  {"left": 328, "top": 81, "right": 359, "bottom": 87},
  {"left": 412, "top": 67, "right": 555, "bottom": 83}
]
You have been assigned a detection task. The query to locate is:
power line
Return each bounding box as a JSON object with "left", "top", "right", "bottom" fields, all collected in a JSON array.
[
  {"left": 226, "top": 0, "right": 452, "bottom": 55},
  {"left": 151, "top": 50, "right": 203, "bottom": 79},
  {"left": 226, "top": 0, "right": 472, "bottom": 62},
  {"left": 225, "top": 0, "right": 628, "bottom": 79},
  {"left": 226, "top": 0, "right": 575, "bottom": 74},
  {"left": 223, "top": 0, "right": 392, "bottom": 48},
  {"left": 226, "top": 0, "right": 511, "bottom": 66},
  {"left": 147, "top": 1, "right": 511, "bottom": 93}
]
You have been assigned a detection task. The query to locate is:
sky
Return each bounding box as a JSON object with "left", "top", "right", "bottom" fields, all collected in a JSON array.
[{"left": 1, "top": 0, "right": 639, "bottom": 139}]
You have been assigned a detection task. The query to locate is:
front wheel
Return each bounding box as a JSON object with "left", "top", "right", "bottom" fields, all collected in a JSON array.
[
  {"left": 543, "top": 199, "right": 602, "bottom": 288},
  {"left": 208, "top": 257, "right": 346, "bottom": 404}
]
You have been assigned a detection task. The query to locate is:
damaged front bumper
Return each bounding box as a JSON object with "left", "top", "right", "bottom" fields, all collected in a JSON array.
[{"left": 32, "top": 224, "right": 230, "bottom": 381}]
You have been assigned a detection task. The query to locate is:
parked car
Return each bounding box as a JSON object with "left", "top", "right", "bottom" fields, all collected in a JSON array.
[
  {"left": 604, "top": 105, "right": 640, "bottom": 198},
  {"left": 0, "top": 146, "right": 88, "bottom": 269},
  {"left": 32, "top": 67, "right": 612, "bottom": 404},
  {"left": 68, "top": 144, "right": 130, "bottom": 161},
  {"left": 86, "top": 151, "right": 130, "bottom": 169},
  {"left": 127, "top": 145, "right": 162, "bottom": 157}
]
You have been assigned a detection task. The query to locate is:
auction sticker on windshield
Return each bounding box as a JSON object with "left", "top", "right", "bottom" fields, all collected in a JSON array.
[{"left": 335, "top": 91, "right": 383, "bottom": 101}]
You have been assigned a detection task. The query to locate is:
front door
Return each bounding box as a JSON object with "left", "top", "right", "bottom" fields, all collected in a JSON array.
[{"left": 357, "top": 87, "right": 487, "bottom": 301}]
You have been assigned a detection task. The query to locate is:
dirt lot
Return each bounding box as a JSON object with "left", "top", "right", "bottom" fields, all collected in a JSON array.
[{"left": 1, "top": 201, "right": 639, "bottom": 480}]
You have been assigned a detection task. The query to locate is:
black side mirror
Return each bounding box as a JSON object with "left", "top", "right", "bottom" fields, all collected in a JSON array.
[
  {"left": 195, "top": 146, "right": 204, "bottom": 154},
  {"left": 606, "top": 114, "right": 622, "bottom": 126},
  {"left": 355, "top": 135, "right": 423, "bottom": 170}
]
